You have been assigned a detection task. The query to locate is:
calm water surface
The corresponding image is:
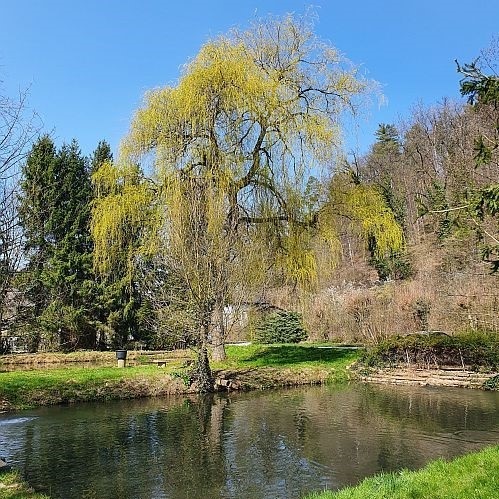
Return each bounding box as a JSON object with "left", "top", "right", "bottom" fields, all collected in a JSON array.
[{"left": 0, "top": 383, "right": 498, "bottom": 498}]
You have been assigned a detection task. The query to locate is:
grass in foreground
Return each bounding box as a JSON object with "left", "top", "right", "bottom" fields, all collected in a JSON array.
[
  {"left": 306, "top": 445, "right": 499, "bottom": 499},
  {"left": 0, "top": 471, "right": 49, "bottom": 499}
]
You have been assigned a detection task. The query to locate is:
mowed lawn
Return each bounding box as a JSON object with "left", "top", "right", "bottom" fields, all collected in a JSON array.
[{"left": 0, "top": 344, "right": 361, "bottom": 410}]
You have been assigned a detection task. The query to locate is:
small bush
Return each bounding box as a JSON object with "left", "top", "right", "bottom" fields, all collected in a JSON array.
[
  {"left": 483, "top": 374, "right": 499, "bottom": 391},
  {"left": 370, "top": 250, "right": 414, "bottom": 281},
  {"left": 412, "top": 298, "right": 431, "bottom": 330},
  {"left": 254, "top": 311, "right": 308, "bottom": 344}
]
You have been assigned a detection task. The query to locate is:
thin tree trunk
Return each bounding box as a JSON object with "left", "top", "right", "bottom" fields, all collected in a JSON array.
[
  {"left": 211, "top": 340, "right": 226, "bottom": 361},
  {"left": 211, "top": 303, "right": 226, "bottom": 361},
  {"left": 196, "top": 321, "right": 214, "bottom": 392}
]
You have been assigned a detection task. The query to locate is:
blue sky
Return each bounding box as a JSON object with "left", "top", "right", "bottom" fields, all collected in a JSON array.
[{"left": 1, "top": 0, "right": 498, "bottom": 158}]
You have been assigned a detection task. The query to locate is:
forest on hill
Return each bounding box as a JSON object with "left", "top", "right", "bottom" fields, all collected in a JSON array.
[{"left": 0, "top": 17, "right": 497, "bottom": 387}]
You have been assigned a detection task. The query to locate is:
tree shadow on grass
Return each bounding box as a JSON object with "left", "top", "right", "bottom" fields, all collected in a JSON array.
[{"left": 243, "top": 345, "right": 359, "bottom": 367}]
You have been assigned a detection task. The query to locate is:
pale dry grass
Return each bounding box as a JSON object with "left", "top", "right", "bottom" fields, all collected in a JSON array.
[
  {"left": 264, "top": 241, "right": 498, "bottom": 344},
  {"left": 0, "top": 349, "right": 194, "bottom": 366}
]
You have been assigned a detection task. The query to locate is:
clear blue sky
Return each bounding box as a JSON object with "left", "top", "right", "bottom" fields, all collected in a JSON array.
[{"left": 1, "top": 0, "right": 498, "bottom": 158}]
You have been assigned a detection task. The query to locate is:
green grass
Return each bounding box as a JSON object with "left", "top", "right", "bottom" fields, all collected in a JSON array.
[
  {"left": 223, "top": 344, "right": 360, "bottom": 368},
  {"left": 306, "top": 445, "right": 499, "bottom": 499},
  {"left": 0, "top": 365, "right": 173, "bottom": 410},
  {"left": 0, "top": 471, "right": 49, "bottom": 499},
  {"left": 0, "top": 344, "right": 361, "bottom": 410},
  {"left": 213, "top": 344, "right": 361, "bottom": 386}
]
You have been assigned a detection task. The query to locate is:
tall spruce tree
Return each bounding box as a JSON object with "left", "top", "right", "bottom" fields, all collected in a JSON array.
[
  {"left": 19, "top": 137, "right": 98, "bottom": 350},
  {"left": 360, "top": 124, "right": 412, "bottom": 280},
  {"left": 91, "top": 140, "right": 113, "bottom": 174},
  {"left": 18, "top": 135, "right": 57, "bottom": 350},
  {"left": 370, "top": 124, "right": 406, "bottom": 227},
  {"left": 41, "top": 140, "right": 96, "bottom": 349}
]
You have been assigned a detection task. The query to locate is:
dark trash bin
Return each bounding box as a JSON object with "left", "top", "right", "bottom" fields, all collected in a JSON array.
[{"left": 116, "top": 349, "right": 127, "bottom": 367}]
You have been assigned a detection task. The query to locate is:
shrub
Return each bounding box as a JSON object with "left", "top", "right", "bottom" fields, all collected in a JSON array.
[
  {"left": 370, "top": 250, "right": 414, "bottom": 281},
  {"left": 361, "top": 330, "right": 499, "bottom": 369},
  {"left": 412, "top": 298, "right": 431, "bottom": 330},
  {"left": 254, "top": 311, "right": 308, "bottom": 344}
]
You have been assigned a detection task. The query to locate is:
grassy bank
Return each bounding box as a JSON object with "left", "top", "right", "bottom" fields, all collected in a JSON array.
[
  {"left": 217, "top": 344, "right": 360, "bottom": 386},
  {"left": 0, "top": 344, "right": 360, "bottom": 411},
  {"left": 360, "top": 330, "right": 499, "bottom": 371},
  {"left": 307, "top": 445, "right": 499, "bottom": 499},
  {"left": 0, "top": 364, "right": 193, "bottom": 411},
  {"left": 0, "top": 471, "right": 49, "bottom": 499}
]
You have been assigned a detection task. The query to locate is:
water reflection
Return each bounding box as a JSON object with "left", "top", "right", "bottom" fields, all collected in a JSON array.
[{"left": 0, "top": 384, "right": 498, "bottom": 498}]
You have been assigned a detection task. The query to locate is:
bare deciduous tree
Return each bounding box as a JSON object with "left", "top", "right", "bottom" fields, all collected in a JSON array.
[{"left": 0, "top": 85, "right": 39, "bottom": 338}]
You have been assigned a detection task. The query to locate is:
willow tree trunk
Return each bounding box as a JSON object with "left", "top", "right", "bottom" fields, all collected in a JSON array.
[
  {"left": 210, "top": 303, "right": 227, "bottom": 362},
  {"left": 196, "top": 321, "right": 214, "bottom": 392}
]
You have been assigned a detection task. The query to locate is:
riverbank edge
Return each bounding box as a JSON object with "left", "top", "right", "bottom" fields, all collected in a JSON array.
[
  {"left": 306, "top": 444, "right": 499, "bottom": 499},
  {"left": 3, "top": 445, "right": 498, "bottom": 499},
  {"left": 0, "top": 470, "right": 49, "bottom": 499},
  {"left": 1, "top": 361, "right": 497, "bottom": 413},
  {"left": 0, "top": 364, "right": 352, "bottom": 413},
  {"left": 356, "top": 365, "right": 499, "bottom": 390}
]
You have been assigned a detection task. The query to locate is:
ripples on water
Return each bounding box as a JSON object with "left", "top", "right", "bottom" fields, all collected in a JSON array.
[
  {"left": 0, "top": 384, "right": 498, "bottom": 499},
  {"left": 0, "top": 417, "right": 37, "bottom": 426}
]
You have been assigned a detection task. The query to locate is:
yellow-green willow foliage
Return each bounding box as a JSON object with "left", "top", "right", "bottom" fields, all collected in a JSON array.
[
  {"left": 91, "top": 14, "right": 373, "bottom": 374},
  {"left": 91, "top": 161, "right": 156, "bottom": 277},
  {"left": 326, "top": 177, "right": 405, "bottom": 260},
  {"left": 115, "top": 15, "right": 371, "bottom": 287}
]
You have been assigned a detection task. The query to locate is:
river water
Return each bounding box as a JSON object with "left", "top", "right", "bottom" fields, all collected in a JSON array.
[{"left": 0, "top": 383, "right": 498, "bottom": 498}]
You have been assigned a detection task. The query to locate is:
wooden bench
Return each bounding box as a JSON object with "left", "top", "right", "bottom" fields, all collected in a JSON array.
[{"left": 150, "top": 359, "right": 168, "bottom": 368}]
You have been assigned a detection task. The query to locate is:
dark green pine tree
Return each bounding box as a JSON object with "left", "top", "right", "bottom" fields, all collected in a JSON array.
[
  {"left": 40, "top": 140, "right": 98, "bottom": 349},
  {"left": 18, "top": 135, "right": 57, "bottom": 351},
  {"left": 90, "top": 140, "right": 113, "bottom": 174},
  {"left": 19, "top": 137, "right": 100, "bottom": 350},
  {"left": 365, "top": 124, "right": 412, "bottom": 280},
  {"left": 371, "top": 124, "right": 406, "bottom": 227},
  {"left": 374, "top": 123, "right": 401, "bottom": 147}
]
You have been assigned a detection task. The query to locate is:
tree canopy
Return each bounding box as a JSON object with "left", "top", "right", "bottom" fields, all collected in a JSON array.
[
  {"left": 91, "top": 15, "right": 404, "bottom": 389},
  {"left": 457, "top": 45, "right": 499, "bottom": 271},
  {"left": 19, "top": 137, "right": 100, "bottom": 350}
]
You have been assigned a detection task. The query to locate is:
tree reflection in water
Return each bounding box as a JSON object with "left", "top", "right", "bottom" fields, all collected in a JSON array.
[{"left": 0, "top": 384, "right": 498, "bottom": 498}]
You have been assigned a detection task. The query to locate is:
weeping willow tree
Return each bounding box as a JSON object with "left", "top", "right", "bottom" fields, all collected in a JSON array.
[
  {"left": 92, "top": 15, "right": 400, "bottom": 391},
  {"left": 325, "top": 172, "right": 405, "bottom": 276}
]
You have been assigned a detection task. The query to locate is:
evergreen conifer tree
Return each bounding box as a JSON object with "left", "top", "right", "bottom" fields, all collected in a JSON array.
[
  {"left": 19, "top": 137, "right": 98, "bottom": 350},
  {"left": 40, "top": 140, "right": 96, "bottom": 349},
  {"left": 91, "top": 140, "right": 113, "bottom": 174},
  {"left": 18, "top": 135, "right": 57, "bottom": 350}
]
